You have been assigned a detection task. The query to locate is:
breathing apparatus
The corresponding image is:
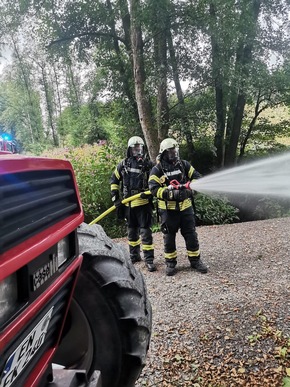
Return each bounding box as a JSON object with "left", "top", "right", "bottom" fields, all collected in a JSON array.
[
  {"left": 159, "top": 138, "right": 179, "bottom": 164},
  {"left": 127, "top": 136, "right": 145, "bottom": 161}
]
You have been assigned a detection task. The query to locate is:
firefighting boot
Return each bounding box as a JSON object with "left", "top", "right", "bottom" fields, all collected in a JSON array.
[
  {"left": 130, "top": 244, "right": 141, "bottom": 264},
  {"left": 131, "top": 254, "right": 141, "bottom": 264},
  {"left": 165, "top": 260, "right": 177, "bottom": 276},
  {"left": 189, "top": 257, "right": 208, "bottom": 273},
  {"left": 145, "top": 262, "right": 157, "bottom": 272},
  {"left": 144, "top": 249, "right": 156, "bottom": 272}
]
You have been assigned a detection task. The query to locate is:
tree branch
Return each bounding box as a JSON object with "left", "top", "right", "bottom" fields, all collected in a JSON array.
[{"left": 47, "top": 31, "right": 126, "bottom": 48}]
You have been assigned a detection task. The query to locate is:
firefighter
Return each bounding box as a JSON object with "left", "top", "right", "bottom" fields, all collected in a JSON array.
[
  {"left": 110, "top": 136, "right": 156, "bottom": 272},
  {"left": 148, "top": 138, "right": 208, "bottom": 276}
]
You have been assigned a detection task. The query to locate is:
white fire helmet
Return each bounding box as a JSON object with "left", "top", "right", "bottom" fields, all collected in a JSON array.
[
  {"left": 159, "top": 138, "right": 179, "bottom": 162},
  {"left": 127, "top": 136, "right": 145, "bottom": 158}
]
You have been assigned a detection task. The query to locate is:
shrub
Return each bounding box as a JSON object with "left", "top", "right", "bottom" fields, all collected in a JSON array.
[
  {"left": 230, "top": 195, "right": 290, "bottom": 222},
  {"left": 194, "top": 193, "right": 240, "bottom": 225}
]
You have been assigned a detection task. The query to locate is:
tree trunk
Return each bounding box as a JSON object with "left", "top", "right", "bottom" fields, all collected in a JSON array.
[
  {"left": 225, "top": 93, "right": 246, "bottom": 164},
  {"left": 239, "top": 89, "right": 268, "bottom": 160},
  {"left": 129, "top": 0, "right": 159, "bottom": 160},
  {"left": 209, "top": 3, "right": 226, "bottom": 168},
  {"left": 11, "top": 35, "right": 42, "bottom": 142},
  {"left": 152, "top": 0, "right": 169, "bottom": 142},
  {"left": 52, "top": 62, "right": 63, "bottom": 117},
  {"left": 66, "top": 59, "right": 81, "bottom": 111},
  {"left": 40, "top": 64, "right": 58, "bottom": 146},
  {"left": 224, "top": 0, "right": 261, "bottom": 166},
  {"left": 107, "top": 0, "right": 139, "bottom": 124},
  {"left": 167, "top": 28, "right": 195, "bottom": 162},
  {"left": 118, "top": 0, "right": 131, "bottom": 50}
]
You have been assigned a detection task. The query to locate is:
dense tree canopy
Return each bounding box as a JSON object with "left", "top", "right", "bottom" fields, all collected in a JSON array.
[{"left": 0, "top": 0, "right": 289, "bottom": 165}]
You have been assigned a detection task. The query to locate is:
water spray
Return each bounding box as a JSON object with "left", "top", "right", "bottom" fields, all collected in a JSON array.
[{"left": 190, "top": 152, "right": 290, "bottom": 199}]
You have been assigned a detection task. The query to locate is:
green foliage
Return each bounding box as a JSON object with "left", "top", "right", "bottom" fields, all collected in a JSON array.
[
  {"left": 228, "top": 194, "right": 290, "bottom": 222},
  {"left": 97, "top": 99, "right": 141, "bottom": 148},
  {"left": 0, "top": 78, "right": 44, "bottom": 151},
  {"left": 180, "top": 136, "right": 217, "bottom": 175},
  {"left": 194, "top": 193, "right": 240, "bottom": 225},
  {"left": 253, "top": 197, "right": 290, "bottom": 220},
  {"left": 57, "top": 105, "right": 107, "bottom": 147}
]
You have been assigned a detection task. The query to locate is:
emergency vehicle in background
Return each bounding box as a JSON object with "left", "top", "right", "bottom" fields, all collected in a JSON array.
[
  {"left": 0, "top": 153, "right": 152, "bottom": 387},
  {"left": 0, "top": 134, "right": 17, "bottom": 154}
]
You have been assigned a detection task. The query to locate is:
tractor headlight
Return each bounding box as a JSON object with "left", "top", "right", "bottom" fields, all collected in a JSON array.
[
  {"left": 57, "top": 236, "right": 70, "bottom": 268},
  {"left": 0, "top": 273, "right": 18, "bottom": 326}
]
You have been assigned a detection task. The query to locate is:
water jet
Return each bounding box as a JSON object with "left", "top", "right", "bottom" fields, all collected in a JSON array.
[{"left": 191, "top": 152, "right": 290, "bottom": 199}]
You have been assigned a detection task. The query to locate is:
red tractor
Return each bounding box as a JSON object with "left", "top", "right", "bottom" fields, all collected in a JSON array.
[{"left": 0, "top": 154, "right": 152, "bottom": 387}]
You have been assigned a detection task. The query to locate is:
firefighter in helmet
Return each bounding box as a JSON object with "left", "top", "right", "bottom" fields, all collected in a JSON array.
[
  {"left": 148, "top": 138, "right": 208, "bottom": 276},
  {"left": 110, "top": 136, "right": 156, "bottom": 272}
]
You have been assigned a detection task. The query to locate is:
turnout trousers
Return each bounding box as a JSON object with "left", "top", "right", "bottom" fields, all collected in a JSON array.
[
  {"left": 125, "top": 204, "right": 154, "bottom": 263},
  {"left": 159, "top": 206, "right": 200, "bottom": 267}
]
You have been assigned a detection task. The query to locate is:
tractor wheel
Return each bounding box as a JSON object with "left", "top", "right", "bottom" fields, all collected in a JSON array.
[{"left": 53, "top": 223, "right": 152, "bottom": 387}]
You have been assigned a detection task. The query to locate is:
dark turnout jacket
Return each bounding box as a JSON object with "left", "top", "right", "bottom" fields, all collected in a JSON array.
[
  {"left": 110, "top": 157, "right": 153, "bottom": 208},
  {"left": 148, "top": 159, "right": 201, "bottom": 211}
]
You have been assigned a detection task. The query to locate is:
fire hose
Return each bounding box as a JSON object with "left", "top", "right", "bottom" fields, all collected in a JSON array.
[
  {"left": 89, "top": 190, "right": 151, "bottom": 225},
  {"left": 89, "top": 180, "right": 194, "bottom": 225}
]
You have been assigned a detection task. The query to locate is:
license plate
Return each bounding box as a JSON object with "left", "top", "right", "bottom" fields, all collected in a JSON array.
[
  {"left": 0, "top": 307, "right": 54, "bottom": 387},
  {"left": 32, "top": 254, "right": 58, "bottom": 291}
]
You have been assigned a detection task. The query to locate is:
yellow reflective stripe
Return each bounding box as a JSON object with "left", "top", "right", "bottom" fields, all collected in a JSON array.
[
  {"left": 187, "top": 249, "right": 200, "bottom": 257},
  {"left": 188, "top": 165, "right": 195, "bottom": 179},
  {"left": 157, "top": 200, "right": 167, "bottom": 209},
  {"left": 179, "top": 199, "right": 192, "bottom": 211},
  {"left": 129, "top": 239, "right": 141, "bottom": 247},
  {"left": 142, "top": 244, "right": 154, "bottom": 251},
  {"left": 149, "top": 174, "right": 160, "bottom": 184},
  {"left": 157, "top": 187, "right": 166, "bottom": 199},
  {"left": 165, "top": 251, "right": 177, "bottom": 259},
  {"left": 111, "top": 184, "right": 119, "bottom": 190},
  {"left": 114, "top": 168, "right": 120, "bottom": 180},
  {"left": 166, "top": 201, "right": 178, "bottom": 210},
  {"left": 158, "top": 198, "right": 192, "bottom": 211},
  {"left": 127, "top": 198, "right": 149, "bottom": 207}
]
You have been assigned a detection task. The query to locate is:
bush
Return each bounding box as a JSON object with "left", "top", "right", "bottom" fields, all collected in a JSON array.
[
  {"left": 228, "top": 195, "right": 290, "bottom": 222},
  {"left": 194, "top": 193, "right": 240, "bottom": 225}
]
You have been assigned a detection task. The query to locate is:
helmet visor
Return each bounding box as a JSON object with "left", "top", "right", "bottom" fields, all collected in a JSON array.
[
  {"left": 166, "top": 147, "right": 179, "bottom": 162},
  {"left": 130, "top": 144, "right": 144, "bottom": 157}
]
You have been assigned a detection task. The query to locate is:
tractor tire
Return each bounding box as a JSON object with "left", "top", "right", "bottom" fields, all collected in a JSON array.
[{"left": 53, "top": 223, "right": 152, "bottom": 387}]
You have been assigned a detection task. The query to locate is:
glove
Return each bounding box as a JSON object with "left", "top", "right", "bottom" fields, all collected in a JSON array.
[
  {"left": 140, "top": 192, "right": 152, "bottom": 199},
  {"left": 113, "top": 198, "right": 123, "bottom": 208},
  {"left": 179, "top": 189, "right": 192, "bottom": 201},
  {"left": 111, "top": 192, "right": 123, "bottom": 208},
  {"left": 116, "top": 204, "right": 125, "bottom": 220},
  {"left": 163, "top": 189, "right": 192, "bottom": 202}
]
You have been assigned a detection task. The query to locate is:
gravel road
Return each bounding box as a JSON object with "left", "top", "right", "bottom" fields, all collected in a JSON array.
[{"left": 116, "top": 217, "right": 290, "bottom": 386}]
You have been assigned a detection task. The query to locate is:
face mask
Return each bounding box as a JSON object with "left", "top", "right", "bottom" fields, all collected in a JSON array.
[
  {"left": 165, "top": 147, "right": 179, "bottom": 163},
  {"left": 131, "top": 144, "right": 144, "bottom": 158}
]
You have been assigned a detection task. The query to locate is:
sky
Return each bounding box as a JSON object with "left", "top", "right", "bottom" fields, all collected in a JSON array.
[{"left": 0, "top": 45, "right": 12, "bottom": 73}]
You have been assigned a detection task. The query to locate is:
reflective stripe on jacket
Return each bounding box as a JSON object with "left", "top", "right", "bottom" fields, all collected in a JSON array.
[
  {"left": 110, "top": 157, "right": 153, "bottom": 208},
  {"left": 148, "top": 159, "right": 201, "bottom": 211}
]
